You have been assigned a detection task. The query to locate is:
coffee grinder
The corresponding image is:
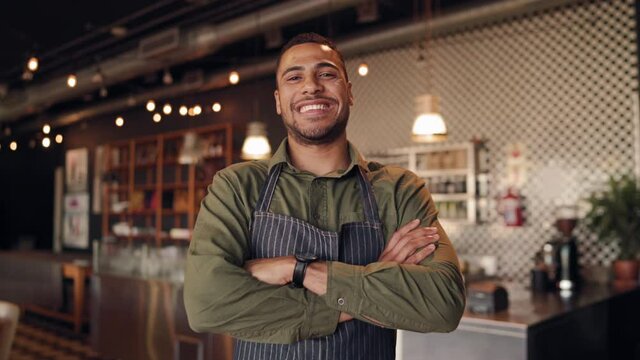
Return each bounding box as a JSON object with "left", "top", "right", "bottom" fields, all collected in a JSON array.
[{"left": 545, "top": 205, "right": 581, "bottom": 291}]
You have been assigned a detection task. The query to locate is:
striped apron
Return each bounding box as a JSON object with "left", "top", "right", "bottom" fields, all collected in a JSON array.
[{"left": 233, "top": 163, "right": 396, "bottom": 360}]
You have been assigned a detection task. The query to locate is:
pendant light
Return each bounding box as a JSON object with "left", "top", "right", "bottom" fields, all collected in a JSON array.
[
  {"left": 411, "top": 0, "right": 447, "bottom": 143},
  {"left": 412, "top": 94, "right": 447, "bottom": 142},
  {"left": 242, "top": 122, "right": 271, "bottom": 160}
]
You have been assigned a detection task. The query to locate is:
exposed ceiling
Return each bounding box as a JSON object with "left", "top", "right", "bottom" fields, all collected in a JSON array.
[{"left": 0, "top": 0, "right": 493, "bottom": 133}]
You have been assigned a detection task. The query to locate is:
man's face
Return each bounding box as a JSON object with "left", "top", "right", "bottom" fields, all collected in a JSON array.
[{"left": 274, "top": 43, "right": 353, "bottom": 145}]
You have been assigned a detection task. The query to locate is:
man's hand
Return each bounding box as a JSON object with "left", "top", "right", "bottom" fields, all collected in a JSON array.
[
  {"left": 378, "top": 219, "right": 439, "bottom": 264},
  {"left": 244, "top": 256, "right": 295, "bottom": 285}
]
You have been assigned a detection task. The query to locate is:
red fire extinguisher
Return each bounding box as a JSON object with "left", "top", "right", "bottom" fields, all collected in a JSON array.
[{"left": 498, "top": 187, "right": 524, "bottom": 227}]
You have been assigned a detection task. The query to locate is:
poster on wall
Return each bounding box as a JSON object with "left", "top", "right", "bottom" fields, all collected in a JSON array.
[
  {"left": 63, "top": 193, "right": 89, "bottom": 249},
  {"left": 66, "top": 148, "right": 89, "bottom": 192}
]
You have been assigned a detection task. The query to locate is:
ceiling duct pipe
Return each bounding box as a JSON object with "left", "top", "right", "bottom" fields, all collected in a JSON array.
[
  {"left": 12, "top": 0, "right": 575, "bottom": 133},
  {"left": 0, "top": 0, "right": 365, "bottom": 124}
]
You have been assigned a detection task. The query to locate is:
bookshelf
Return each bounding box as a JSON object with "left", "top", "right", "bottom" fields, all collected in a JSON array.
[{"left": 101, "top": 123, "right": 233, "bottom": 245}]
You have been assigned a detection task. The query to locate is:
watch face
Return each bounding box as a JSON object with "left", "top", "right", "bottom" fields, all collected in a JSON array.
[{"left": 295, "top": 252, "right": 318, "bottom": 262}]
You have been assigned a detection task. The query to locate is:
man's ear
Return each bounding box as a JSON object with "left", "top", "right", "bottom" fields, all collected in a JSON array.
[
  {"left": 348, "top": 82, "right": 354, "bottom": 106},
  {"left": 274, "top": 89, "right": 282, "bottom": 115}
]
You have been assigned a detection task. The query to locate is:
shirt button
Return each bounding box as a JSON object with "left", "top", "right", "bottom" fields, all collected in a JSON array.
[{"left": 337, "top": 297, "right": 345, "bottom": 306}]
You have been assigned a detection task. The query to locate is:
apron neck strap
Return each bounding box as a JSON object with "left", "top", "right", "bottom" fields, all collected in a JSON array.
[
  {"left": 256, "top": 163, "right": 283, "bottom": 213},
  {"left": 356, "top": 166, "right": 381, "bottom": 223}
]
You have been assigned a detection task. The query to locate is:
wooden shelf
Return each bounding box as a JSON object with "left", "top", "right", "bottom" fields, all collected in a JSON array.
[
  {"left": 416, "top": 168, "right": 469, "bottom": 177},
  {"left": 432, "top": 193, "right": 470, "bottom": 202},
  {"left": 162, "top": 182, "right": 189, "bottom": 190},
  {"left": 133, "top": 184, "right": 157, "bottom": 191},
  {"left": 162, "top": 209, "right": 189, "bottom": 215},
  {"left": 102, "top": 123, "right": 234, "bottom": 246}
]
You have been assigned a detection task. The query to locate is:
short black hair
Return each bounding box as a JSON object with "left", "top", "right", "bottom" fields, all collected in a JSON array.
[{"left": 275, "top": 32, "right": 349, "bottom": 83}]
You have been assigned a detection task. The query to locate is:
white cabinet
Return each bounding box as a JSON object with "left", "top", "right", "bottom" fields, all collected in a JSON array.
[{"left": 366, "top": 142, "right": 489, "bottom": 224}]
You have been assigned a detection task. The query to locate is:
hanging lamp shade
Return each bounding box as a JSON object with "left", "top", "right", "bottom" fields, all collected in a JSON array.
[
  {"left": 412, "top": 94, "right": 447, "bottom": 142},
  {"left": 242, "top": 122, "right": 271, "bottom": 160}
]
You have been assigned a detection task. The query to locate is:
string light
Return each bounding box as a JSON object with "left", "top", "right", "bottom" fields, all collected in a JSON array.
[
  {"left": 229, "top": 71, "right": 240, "bottom": 85},
  {"left": 27, "top": 57, "right": 39, "bottom": 72},
  {"left": 212, "top": 102, "right": 222, "bottom": 112},
  {"left": 55, "top": 134, "right": 63, "bottom": 144},
  {"left": 42, "top": 137, "right": 51, "bottom": 148},
  {"left": 42, "top": 124, "right": 51, "bottom": 134},
  {"left": 162, "top": 104, "right": 172, "bottom": 115},
  {"left": 146, "top": 100, "right": 156, "bottom": 112},
  {"left": 67, "top": 74, "right": 77, "bottom": 88},
  {"left": 9, "top": 141, "right": 17, "bottom": 151},
  {"left": 153, "top": 113, "right": 162, "bottom": 123},
  {"left": 179, "top": 105, "right": 188, "bottom": 116},
  {"left": 115, "top": 116, "right": 124, "bottom": 127},
  {"left": 193, "top": 105, "right": 202, "bottom": 116}
]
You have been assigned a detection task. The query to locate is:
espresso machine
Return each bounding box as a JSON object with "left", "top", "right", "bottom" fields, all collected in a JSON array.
[{"left": 539, "top": 206, "right": 581, "bottom": 291}]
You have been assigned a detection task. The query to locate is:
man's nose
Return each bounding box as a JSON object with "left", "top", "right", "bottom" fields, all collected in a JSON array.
[{"left": 302, "top": 76, "right": 323, "bottom": 95}]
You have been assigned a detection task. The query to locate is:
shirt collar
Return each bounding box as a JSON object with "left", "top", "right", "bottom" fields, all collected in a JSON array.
[{"left": 268, "top": 138, "right": 369, "bottom": 177}]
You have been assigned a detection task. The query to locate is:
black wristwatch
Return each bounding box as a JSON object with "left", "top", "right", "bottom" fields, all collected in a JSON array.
[{"left": 290, "top": 253, "right": 319, "bottom": 288}]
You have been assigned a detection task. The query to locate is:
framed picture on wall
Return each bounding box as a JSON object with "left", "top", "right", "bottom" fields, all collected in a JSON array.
[
  {"left": 63, "top": 193, "right": 89, "bottom": 249},
  {"left": 66, "top": 148, "right": 89, "bottom": 192}
]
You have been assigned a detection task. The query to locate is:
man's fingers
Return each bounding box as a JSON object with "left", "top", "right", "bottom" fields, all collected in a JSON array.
[
  {"left": 404, "top": 243, "right": 437, "bottom": 264},
  {"left": 383, "top": 229, "right": 439, "bottom": 261},
  {"left": 380, "top": 219, "right": 420, "bottom": 257}
]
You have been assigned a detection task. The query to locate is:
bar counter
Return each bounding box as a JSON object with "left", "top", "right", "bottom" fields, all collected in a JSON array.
[
  {"left": 400, "top": 282, "right": 640, "bottom": 360},
  {"left": 90, "top": 272, "right": 233, "bottom": 360}
]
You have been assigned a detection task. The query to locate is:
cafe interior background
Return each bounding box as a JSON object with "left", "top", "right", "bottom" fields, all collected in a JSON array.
[{"left": 0, "top": 0, "right": 639, "bottom": 359}]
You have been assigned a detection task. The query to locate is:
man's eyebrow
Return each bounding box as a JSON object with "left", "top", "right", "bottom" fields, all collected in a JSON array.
[
  {"left": 281, "top": 66, "right": 304, "bottom": 78},
  {"left": 281, "top": 62, "right": 340, "bottom": 78}
]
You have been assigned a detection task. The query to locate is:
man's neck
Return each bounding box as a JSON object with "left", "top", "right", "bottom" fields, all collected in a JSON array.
[{"left": 287, "top": 134, "right": 350, "bottom": 176}]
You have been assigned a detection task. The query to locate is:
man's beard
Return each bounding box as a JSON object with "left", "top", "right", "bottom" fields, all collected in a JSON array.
[{"left": 284, "top": 106, "right": 349, "bottom": 146}]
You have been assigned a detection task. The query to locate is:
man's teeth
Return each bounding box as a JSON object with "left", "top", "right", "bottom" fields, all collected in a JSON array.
[{"left": 300, "top": 104, "right": 328, "bottom": 113}]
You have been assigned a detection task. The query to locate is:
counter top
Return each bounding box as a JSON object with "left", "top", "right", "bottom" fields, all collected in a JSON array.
[{"left": 461, "top": 282, "right": 639, "bottom": 328}]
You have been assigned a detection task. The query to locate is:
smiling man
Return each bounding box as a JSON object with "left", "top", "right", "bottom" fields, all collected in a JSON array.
[{"left": 184, "top": 33, "right": 465, "bottom": 360}]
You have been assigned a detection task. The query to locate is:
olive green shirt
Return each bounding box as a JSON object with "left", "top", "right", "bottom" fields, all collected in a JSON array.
[{"left": 184, "top": 139, "right": 465, "bottom": 344}]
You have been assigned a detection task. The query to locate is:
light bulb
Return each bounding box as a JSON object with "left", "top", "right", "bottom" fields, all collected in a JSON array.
[
  {"left": 146, "top": 100, "right": 156, "bottom": 112},
  {"left": 212, "top": 102, "right": 222, "bottom": 112},
  {"left": 67, "top": 74, "right": 77, "bottom": 88},
  {"left": 42, "top": 137, "right": 51, "bottom": 148},
  {"left": 229, "top": 71, "right": 240, "bottom": 85},
  {"left": 179, "top": 106, "right": 188, "bottom": 116},
  {"left": 10, "top": 141, "right": 18, "bottom": 151},
  {"left": 153, "top": 113, "right": 162, "bottom": 123},
  {"left": 55, "top": 134, "right": 63, "bottom": 144},
  {"left": 162, "top": 104, "right": 172, "bottom": 115},
  {"left": 358, "top": 62, "right": 369, "bottom": 76},
  {"left": 27, "top": 57, "right": 39, "bottom": 72},
  {"left": 193, "top": 105, "right": 202, "bottom": 115},
  {"left": 42, "top": 124, "right": 51, "bottom": 134},
  {"left": 115, "top": 116, "right": 124, "bottom": 127}
]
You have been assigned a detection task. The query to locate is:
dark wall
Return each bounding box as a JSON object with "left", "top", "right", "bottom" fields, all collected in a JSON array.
[{"left": 0, "top": 75, "right": 287, "bottom": 250}]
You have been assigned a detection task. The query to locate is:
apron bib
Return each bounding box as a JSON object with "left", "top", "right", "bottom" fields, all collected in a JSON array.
[{"left": 234, "top": 163, "right": 396, "bottom": 360}]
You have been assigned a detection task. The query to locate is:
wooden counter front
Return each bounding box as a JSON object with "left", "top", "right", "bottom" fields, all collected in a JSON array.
[{"left": 90, "top": 272, "right": 233, "bottom": 360}]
